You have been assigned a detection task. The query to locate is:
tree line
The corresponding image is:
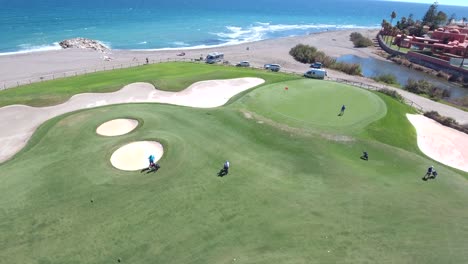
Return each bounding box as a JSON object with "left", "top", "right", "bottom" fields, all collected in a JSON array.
[{"left": 381, "top": 1, "right": 466, "bottom": 45}]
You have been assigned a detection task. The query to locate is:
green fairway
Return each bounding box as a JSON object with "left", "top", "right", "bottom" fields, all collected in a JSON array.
[{"left": 0, "top": 64, "right": 467, "bottom": 264}]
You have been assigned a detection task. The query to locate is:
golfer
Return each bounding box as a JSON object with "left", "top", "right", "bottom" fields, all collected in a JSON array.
[
  {"left": 224, "top": 160, "right": 230, "bottom": 175},
  {"left": 148, "top": 154, "right": 155, "bottom": 168},
  {"left": 423, "top": 165, "right": 434, "bottom": 180},
  {"left": 340, "top": 105, "right": 346, "bottom": 115},
  {"left": 361, "top": 151, "right": 368, "bottom": 160}
]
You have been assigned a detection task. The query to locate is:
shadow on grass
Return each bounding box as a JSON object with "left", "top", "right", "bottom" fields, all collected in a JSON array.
[
  {"left": 141, "top": 164, "right": 161, "bottom": 174},
  {"left": 217, "top": 168, "right": 228, "bottom": 177}
]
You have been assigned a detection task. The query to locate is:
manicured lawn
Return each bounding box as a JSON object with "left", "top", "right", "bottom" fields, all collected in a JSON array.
[
  {"left": 0, "top": 62, "right": 299, "bottom": 107},
  {"left": 0, "top": 65, "right": 467, "bottom": 263},
  {"left": 241, "top": 79, "right": 386, "bottom": 134}
]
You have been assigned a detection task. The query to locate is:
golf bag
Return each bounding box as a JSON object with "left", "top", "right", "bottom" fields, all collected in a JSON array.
[
  {"left": 150, "top": 163, "right": 160, "bottom": 171},
  {"left": 422, "top": 170, "right": 437, "bottom": 181}
]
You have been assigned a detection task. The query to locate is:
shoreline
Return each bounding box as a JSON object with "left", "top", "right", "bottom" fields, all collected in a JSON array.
[
  {"left": 0, "top": 28, "right": 382, "bottom": 85},
  {"left": 0, "top": 27, "right": 380, "bottom": 57}
]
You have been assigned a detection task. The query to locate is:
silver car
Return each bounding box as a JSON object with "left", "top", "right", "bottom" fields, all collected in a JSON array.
[
  {"left": 236, "top": 61, "right": 250, "bottom": 67},
  {"left": 264, "top": 64, "right": 281, "bottom": 72}
]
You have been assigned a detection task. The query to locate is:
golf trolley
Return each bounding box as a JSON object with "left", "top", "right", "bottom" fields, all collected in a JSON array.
[{"left": 422, "top": 170, "right": 437, "bottom": 181}]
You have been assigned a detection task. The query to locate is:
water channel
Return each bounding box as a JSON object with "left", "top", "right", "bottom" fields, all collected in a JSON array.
[{"left": 336, "top": 54, "right": 467, "bottom": 99}]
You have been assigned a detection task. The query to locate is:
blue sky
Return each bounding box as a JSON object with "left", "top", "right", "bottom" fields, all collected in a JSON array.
[{"left": 386, "top": 0, "right": 468, "bottom": 7}]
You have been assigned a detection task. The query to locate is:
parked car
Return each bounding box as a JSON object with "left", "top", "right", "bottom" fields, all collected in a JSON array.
[
  {"left": 264, "top": 64, "right": 281, "bottom": 72},
  {"left": 304, "top": 68, "right": 327, "bottom": 79},
  {"left": 236, "top": 61, "right": 250, "bottom": 67},
  {"left": 310, "top": 62, "right": 322, "bottom": 69}
]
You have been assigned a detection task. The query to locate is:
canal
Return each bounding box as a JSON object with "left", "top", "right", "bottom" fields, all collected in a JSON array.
[{"left": 336, "top": 54, "right": 467, "bottom": 99}]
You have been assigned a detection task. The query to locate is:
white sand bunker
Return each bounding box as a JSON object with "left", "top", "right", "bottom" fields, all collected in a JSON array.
[
  {"left": 0, "top": 77, "right": 264, "bottom": 163},
  {"left": 96, "top": 118, "right": 138, "bottom": 136},
  {"left": 111, "top": 141, "right": 164, "bottom": 171},
  {"left": 407, "top": 114, "right": 468, "bottom": 172}
]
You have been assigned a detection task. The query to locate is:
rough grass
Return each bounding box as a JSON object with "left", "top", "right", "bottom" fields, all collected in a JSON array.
[{"left": 0, "top": 69, "right": 467, "bottom": 264}]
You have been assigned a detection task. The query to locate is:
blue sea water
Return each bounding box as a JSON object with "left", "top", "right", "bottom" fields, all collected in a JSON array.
[{"left": 0, "top": 0, "right": 467, "bottom": 54}]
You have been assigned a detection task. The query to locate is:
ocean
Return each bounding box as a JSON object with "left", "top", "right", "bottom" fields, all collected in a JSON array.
[{"left": 0, "top": 0, "right": 467, "bottom": 55}]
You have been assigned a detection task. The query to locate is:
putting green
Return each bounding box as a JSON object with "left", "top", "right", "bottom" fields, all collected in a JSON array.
[{"left": 243, "top": 79, "right": 386, "bottom": 133}]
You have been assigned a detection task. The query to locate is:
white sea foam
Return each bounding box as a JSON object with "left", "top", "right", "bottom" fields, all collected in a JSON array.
[
  {"left": 130, "top": 23, "right": 378, "bottom": 52},
  {"left": 0, "top": 43, "right": 62, "bottom": 56},
  {"left": 138, "top": 41, "right": 148, "bottom": 45},
  {"left": 0, "top": 39, "right": 112, "bottom": 56},
  {"left": 212, "top": 22, "right": 378, "bottom": 46},
  {"left": 172, "top": 41, "right": 189, "bottom": 46},
  {"left": 100, "top": 41, "right": 112, "bottom": 49},
  {"left": 217, "top": 22, "right": 376, "bottom": 38}
]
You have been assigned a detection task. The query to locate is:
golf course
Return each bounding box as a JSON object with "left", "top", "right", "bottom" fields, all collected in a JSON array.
[{"left": 0, "top": 63, "right": 467, "bottom": 264}]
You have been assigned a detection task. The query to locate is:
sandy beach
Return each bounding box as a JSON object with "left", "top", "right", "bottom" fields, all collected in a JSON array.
[{"left": 0, "top": 29, "right": 380, "bottom": 86}]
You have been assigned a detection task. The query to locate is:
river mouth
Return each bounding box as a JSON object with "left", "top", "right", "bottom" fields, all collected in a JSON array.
[{"left": 336, "top": 54, "right": 467, "bottom": 99}]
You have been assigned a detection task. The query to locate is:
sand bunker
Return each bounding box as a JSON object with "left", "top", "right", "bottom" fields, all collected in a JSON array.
[
  {"left": 96, "top": 118, "right": 138, "bottom": 136},
  {"left": 0, "top": 77, "right": 264, "bottom": 163},
  {"left": 407, "top": 114, "right": 468, "bottom": 172},
  {"left": 110, "top": 141, "right": 164, "bottom": 171}
]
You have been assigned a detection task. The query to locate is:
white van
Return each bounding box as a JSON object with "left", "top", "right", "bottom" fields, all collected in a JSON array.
[
  {"left": 304, "top": 68, "right": 327, "bottom": 79},
  {"left": 206, "top": 52, "right": 224, "bottom": 64}
]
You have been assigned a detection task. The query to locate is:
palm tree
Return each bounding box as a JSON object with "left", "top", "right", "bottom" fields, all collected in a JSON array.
[
  {"left": 381, "top": 19, "right": 390, "bottom": 42},
  {"left": 390, "top": 11, "right": 397, "bottom": 26},
  {"left": 389, "top": 27, "right": 399, "bottom": 47}
]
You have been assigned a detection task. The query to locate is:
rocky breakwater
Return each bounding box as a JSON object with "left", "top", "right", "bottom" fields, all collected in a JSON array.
[{"left": 59, "top": 38, "right": 109, "bottom": 52}]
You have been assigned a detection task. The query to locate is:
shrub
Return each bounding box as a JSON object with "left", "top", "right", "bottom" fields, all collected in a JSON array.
[
  {"left": 390, "top": 56, "right": 412, "bottom": 67},
  {"left": 449, "top": 96, "right": 468, "bottom": 108},
  {"left": 412, "top": 64, "right": 425, "bottom": 71},
  {"left": 354, "top": 37, "right": 374, "bottom": 48},
  {"left": 448, "top": 74, "right": 460, "bottom": 82},
  {"left": 405, "top": 79, "right": 451, "bottom": 99},
  {"left": 313, "top": 51, "right": 328, "bottom": 63},
  {"left": 289, "top": 44, "right": 318, "bottom": 63},
  {"left": 427, "top": 87, "right": 451, "bottom": 99},
  {"left": 330, "top": 62, "right": 362, "bottom": 75},
  {"left": 405, "top": 79, "right": 431, "bottom": 94},
  {"left": 423, "top": 111, "right": 468, "bottom": 134},
  {"left": 322, "top": 55, "right": 337, "bottom": 66},
  {"left": 289, "top": 44, "right": 359, "bottom": 75},
  {"left": 350, "top": 32, "right": 374, "bottom": 48},
  {"left": 435, "top": 71, "right": 450, "bottom": 80},
  {"left": 350, "top": 32, "right": 362, "bottom": 42},
  {"left": 372, "top": 74, "right": 398, "bottom": 85},
  {"left": 377, "top": 88, "right": 404, "bottom": 101}
]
